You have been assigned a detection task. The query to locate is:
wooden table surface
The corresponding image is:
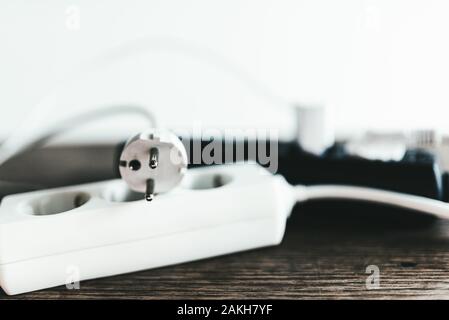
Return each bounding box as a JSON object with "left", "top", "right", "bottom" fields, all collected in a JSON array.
[
  {"left": 2, "top": 202, "right": 449, "bottom": 300},
  {"left": 1, "top": 146, "right": 449, "bottom": 299}
]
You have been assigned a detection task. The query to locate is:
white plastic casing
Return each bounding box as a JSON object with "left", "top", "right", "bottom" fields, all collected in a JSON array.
[{"left": 0, "top": 163, "right": 294, "bottom": 295}]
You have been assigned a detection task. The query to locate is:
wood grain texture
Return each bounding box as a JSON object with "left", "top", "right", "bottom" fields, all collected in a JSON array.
[{"left": 2, "top": 146, "right": 449, "bottom": 299}]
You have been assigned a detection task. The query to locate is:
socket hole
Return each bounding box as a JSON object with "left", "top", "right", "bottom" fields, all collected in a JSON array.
[
  {"left": 103, "top": 181, "right": 144, "bottom": 202},
  {"left": 26, "top": 192, "right": 90, "bottom": 216},
  {"left": 185, "top": 173, "right": 232, "bottom": 190},
  {"left": 129, "top": 160, "right": 141, "bottom": 171}
]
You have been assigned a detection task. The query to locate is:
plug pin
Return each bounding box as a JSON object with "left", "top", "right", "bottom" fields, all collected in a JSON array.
[
  {"left": 149, "top": 147, "right": 159, "bottom": 169},
  {"left": 145, "top": 178, "right": 155, "bottom": 201}
]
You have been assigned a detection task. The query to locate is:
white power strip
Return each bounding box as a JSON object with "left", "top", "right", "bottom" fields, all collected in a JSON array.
[
  {"left": 0, "top": 163, "right": 294, "bottom": 295},
  {"left": 3, "top": 161, "right": 449, "bottom": 295}
]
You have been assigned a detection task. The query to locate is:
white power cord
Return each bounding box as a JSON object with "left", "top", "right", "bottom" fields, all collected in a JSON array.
[
  {"left": 0, "top": 37, "right": 291, "bottom": 169},
  {"left": 0, "top": 105, "right": 157, "bottom": 168},
  {"left": 293, "top": 184, "right": 449, "bottom": 220}
]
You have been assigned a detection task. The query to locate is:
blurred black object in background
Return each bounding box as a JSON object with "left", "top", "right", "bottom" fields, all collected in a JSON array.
[{"left": 0, "top": 138, "right": 443, "bottom": 202}]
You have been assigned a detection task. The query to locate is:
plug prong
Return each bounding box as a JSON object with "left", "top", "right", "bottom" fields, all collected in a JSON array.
[
  {"left": 149, "top": 147, "right": 159, "bottom": 169},
  {"left": 145, "top": 178, "right": 155, "bottom": 201}
]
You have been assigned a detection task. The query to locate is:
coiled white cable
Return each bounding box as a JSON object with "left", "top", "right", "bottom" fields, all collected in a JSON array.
[
  {"left": 0, "top": 37, "right": 290, "bottom": 169},
  {"left": 0, "top": 104, "right": 157, "bottom": 168}
]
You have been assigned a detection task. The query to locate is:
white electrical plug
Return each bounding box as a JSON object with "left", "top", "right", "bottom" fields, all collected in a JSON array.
[{"left": 118, "top": 128, "right": 188, "bottom": 201}]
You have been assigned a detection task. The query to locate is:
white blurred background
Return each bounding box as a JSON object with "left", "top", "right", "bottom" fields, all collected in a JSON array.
[{"left": 1, "top": 0, "right": 449, "bottom": 143}]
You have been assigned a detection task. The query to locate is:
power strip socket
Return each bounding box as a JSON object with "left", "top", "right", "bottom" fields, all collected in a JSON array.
[{"left": 0, "top": 162, "right": 294, "bottom": 295}]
